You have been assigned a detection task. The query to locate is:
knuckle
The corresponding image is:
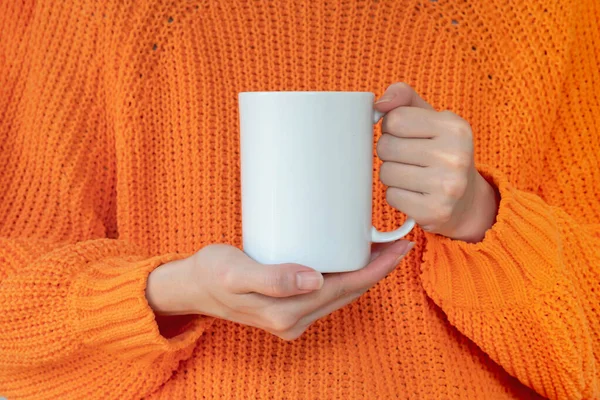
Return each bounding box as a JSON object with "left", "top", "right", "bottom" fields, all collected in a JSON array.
[
  {"left": 379, "top": 162, "right": 394, "bottom": 185},
  {"left": 452, "top": 120, "right": 473, "bottom": 140},
  {"left": 441, "top": 176, "right": 468, "bottom": 199},
  {"left": 382, "top": 108, "right": 403, "bottom": 131},
  {"left": 385, "top": 187, "right": 401, "bottom": 209},
  {"left": 376, "top": 134, "right": 393, "bottom": 160},
  {"left": 381, "top": 109, "right": 399, "bottom": 133},
  {"left": 388, "top": 82, "right": 412, "bottom": 94},
  {"left": 219, "top": 266, "right": 237, "bottom": 290},
  {"left": 276, "top": 328, "right": 306, "bottom": 341},
  {"left": 440, "top": 111, "right": 472, "bottom": 140},
  {"left": 264, "top": 270, "right": 292, "bottom": 297},
  {"left": 263, "top": 309, "right": 299, "bottom": 332},
  {"left": 434, "top": 204, "right": 454, "bottom": 223},
  {"left": 390, "top": 81, "right": 410, "bottom": 89},
  {"left": 445, "top": 152, "right": 472, "bottom": 170}
]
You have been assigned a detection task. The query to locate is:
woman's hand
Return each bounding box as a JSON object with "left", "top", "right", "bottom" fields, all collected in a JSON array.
[
  {"left": 146, "top": 241, "right": 413, "bottom": 340},
  {"left": 375, "top": 83, "right": 499, "bottom": 243}
]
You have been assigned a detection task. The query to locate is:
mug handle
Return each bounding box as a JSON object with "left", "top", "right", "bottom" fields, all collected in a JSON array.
[{"left": 370, "top": 110, "right": 416, "bottom": 243}]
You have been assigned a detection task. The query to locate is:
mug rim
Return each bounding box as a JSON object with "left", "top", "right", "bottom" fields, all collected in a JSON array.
[{"left": 239, "top": 91, "right": 375, "bottom": 96}]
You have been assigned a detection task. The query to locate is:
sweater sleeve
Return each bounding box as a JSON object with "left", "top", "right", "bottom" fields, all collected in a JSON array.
[
  {"left": 420, "top": 167, "right": 600, "bottom": 400},
  {"left": 420, "top": 4, "right": 600, "bottom": 398},
  {"left": 0, "top": 238, "right": 211, "bottom": 399}
]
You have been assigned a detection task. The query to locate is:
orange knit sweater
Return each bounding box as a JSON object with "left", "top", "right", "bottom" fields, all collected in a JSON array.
[{"left": 1, "top": 0, "right": 599, "bottom": 399}]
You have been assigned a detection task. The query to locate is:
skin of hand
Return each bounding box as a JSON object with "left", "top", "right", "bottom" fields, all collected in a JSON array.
[
  {"left": 374, "top": 82, "right": 499, "bottom": 243},
  {"left": 146, "top": 240, "right": 413, "bottom": 340}
]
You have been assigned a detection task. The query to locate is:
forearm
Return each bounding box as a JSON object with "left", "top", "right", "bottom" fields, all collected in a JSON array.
[{"left": 146, "top": 255, "right": 199, "bottom": 316}]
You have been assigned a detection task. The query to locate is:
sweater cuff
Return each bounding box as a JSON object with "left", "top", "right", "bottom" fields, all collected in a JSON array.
[
  {"left": 69, "top": 253, "right": 213, "bottom": 363},
  {"left": 420, "top": 165, "right": 563, "bottom": 311}
]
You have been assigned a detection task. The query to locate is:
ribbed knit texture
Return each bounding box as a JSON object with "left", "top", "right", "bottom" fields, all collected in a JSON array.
[{"left": 1, "top": 0, "right": 599, "bottom": 399}]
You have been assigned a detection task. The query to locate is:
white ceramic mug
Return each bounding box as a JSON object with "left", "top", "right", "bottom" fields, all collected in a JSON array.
[{"left": 239, "top": 91, "right": 415, "bottom": 273}]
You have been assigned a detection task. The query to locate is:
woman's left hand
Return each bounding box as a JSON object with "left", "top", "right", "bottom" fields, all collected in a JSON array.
[{"left": 375, "top": 83, "right": 499, "bottom": 243}]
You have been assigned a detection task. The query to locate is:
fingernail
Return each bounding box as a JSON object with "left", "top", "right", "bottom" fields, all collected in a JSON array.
[
  {"left": 375, "top": 92, "right": 395, "bottom": 104},
  {"left": 296, "top": 271, "right": 324, "bottom": 291},
  {"left": 394, "top": 242, "right": 415, "bottom": 264}
]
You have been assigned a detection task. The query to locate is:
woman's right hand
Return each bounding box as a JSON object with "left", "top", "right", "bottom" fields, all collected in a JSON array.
[{"left": 146, "top": 242, "right": 413, "bottom": 340}]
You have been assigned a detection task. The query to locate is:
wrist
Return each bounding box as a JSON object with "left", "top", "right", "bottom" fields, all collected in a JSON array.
[
  {"left": 146, "top": 256, "right": 197, "bottom": 315},
  {"left": 452, "top": 172, "right": 499, "bottom": 243}
]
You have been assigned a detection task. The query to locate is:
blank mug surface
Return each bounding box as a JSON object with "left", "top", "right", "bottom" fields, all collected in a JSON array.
[{"left": 239, "top": 91, "right": 408, "bottom": 273}]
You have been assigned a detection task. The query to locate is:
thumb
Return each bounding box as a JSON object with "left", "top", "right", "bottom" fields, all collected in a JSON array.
[
  {"left": 221, "top": 250, "right": 324, "bottom": 297},
  {"left": 241, "top": 262, "right": 324, "bottom": 297},
  {"left": 374, "top": 82, "right": 434, "bottom": 112}
]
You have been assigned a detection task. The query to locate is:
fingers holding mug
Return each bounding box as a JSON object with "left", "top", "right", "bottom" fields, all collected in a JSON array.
[
  {"left": 288, "top": 240, "right": 414, "bottom": 317},
  {"left": 289, "top": 240, "right": 415, "bottom": 334}
]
